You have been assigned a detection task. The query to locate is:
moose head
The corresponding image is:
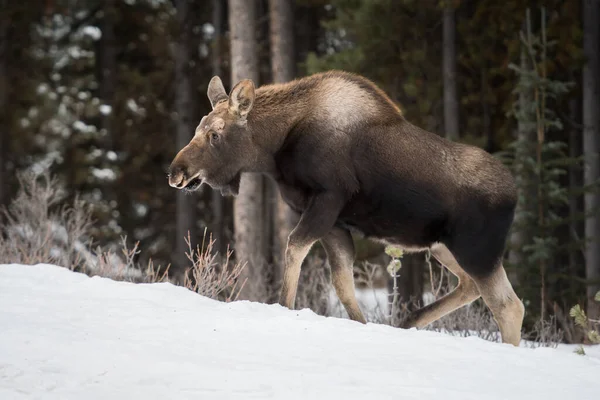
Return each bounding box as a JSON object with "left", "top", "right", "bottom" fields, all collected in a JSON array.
[{"left": 168, "top": 76, "right": 256, "bottom": 196}]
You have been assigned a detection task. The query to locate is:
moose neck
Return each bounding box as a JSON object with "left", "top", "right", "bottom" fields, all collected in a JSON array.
[{"left": 246, "top": 81, "right": 310, "bottom": 164}]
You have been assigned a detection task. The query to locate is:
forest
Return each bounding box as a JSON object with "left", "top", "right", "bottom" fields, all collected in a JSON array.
[{"left": 0, "top": 0, "right": 599, "bottom": 345}]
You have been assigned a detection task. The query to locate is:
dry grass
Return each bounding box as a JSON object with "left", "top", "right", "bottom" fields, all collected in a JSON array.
[
  {"left": 92, "top": 236, "right": 163, "bottom": 282},
  {"left": 295, "top": 254, "right": 332, "bottom": 316},
  {"left": 351, "top": 262, "right": 394, "bottom": 324},
  {"left": 181, "top": 230, "right": 246, "bottom": 302},
  {"left": 0, "top": 171, "right": 93, "bottom": 270}
]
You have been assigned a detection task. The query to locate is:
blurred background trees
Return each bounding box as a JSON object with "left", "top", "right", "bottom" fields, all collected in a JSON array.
[{"left": 1, "top": 0, "right": 599, "bottom": 339}]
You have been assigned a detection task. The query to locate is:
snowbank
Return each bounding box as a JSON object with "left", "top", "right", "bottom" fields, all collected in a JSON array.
[{"left": 1, "top": 263, "right": 599, "bottom": 399}]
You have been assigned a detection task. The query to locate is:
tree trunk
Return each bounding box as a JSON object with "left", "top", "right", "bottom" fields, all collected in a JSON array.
[
  {"left": 508, "top": 42, "right": 533, "bottom": 286},
  {"left": 568, "top": 96, "right": 583, "bottom": 302},
  {"left": 481, "top": 68, "right": 493, "bottom": 152},
  {"left": 99, "top": 0, "right": 116, "bottom": 148},
  {"left": 269, "top": 0, "right": 296, "bottom": 300},
  {"left": 0, "top": 0, "right": 8, "bottom": 207},
  {"left": 393, "top": 254, "right": 424, "bottom": 309},
  {"left": 442, "top": 4, "right": 459, "bottom": 141},
  {"left": 174, "top": 0, "right": 198, "bottom": 274},
  {"left": 229, "top": 0, "right": 267, "bottom": 300},
  {"left": 96, "top": 0, "right": 119, "bottom": 244},
  {"left": 211, "top": 0, "right": 225, "bottom": 256},
  {"left": 270, "top": 0, "right": 295, "bottom": 83},
  {"left": 583, "top": 0, "right": 600, "bottom": 319}
]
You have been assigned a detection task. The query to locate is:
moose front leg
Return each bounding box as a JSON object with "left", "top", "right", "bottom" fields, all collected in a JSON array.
[{"left": 279, "top": 192, "right": 345, "bottom": 309}]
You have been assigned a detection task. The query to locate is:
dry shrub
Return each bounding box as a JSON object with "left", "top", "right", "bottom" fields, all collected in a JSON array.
[
  {"left": 0, "top": 170, "right": 245, "bottom": 302},
  {"left": 295, "top": 254, "right": 332, "bottom": 315},
  {"left": 428, "top": 298, "right": 500, "bottom": 342},
  {"left": 182, "top": 231, "right": 246, "bottom": 302},
  {"left": 236, "top": 255, "right": 276, "bottom": 303},
  {"left": 0, "top": 170, "right": 147, "bottom": 281},
  {"left": 93, "top": 236, "right": 163, "bottom": 282},
  {"left": 522, "top": 316, "right": 563, "bottom": 348},
  {"left": 351, "top": 262, "right": 393, "bottom": 323},
  {"left": 0, "top": 171, "right": 93, "bottom": 270}
]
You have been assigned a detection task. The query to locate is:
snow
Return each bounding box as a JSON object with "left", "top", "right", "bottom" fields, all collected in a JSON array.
[
  {"left": 72, "top": 120, "right": 97, "bottom": 135},
  {"left": 126, "top": 98, "right": 146, "bottom": 117},
  {"left": 99, "top": 104, "right": 112, "bottom": 115},
  {"left": 106, "top": 150, "right": 118, "bottom": 161},
  {"left": 36, "top": 83, "right": 49, "bottom": 95},
  {"left": 1, "top": 264, "right": 598, "bottom": 400},
  {"left": 90, "top": 167, "right": 116, "bottom": 181},
  {"left": 81, "top": 26, "right": 102, "bottom": 41}
]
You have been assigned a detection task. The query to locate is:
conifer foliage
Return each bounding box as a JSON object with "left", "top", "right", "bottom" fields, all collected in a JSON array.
[{"left": 502, "top": 8, "right": 577, "bottom": 326}]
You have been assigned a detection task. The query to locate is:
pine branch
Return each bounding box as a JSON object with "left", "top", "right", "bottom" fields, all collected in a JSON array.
[
  {"left": 569, "top": 304, "right": 587, "bottom": 328},
  {"left": 56, "top": 2, "right": 103, "bottom": 46}
]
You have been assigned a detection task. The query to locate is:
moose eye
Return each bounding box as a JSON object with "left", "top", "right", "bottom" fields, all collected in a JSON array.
[{"left": 210, "top": 132, "right": 220, "bottom": 144}]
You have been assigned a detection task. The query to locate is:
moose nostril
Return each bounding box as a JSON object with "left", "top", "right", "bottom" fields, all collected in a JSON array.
[{"left": 168, "top": 168, "right": 187, "bottom": 188}]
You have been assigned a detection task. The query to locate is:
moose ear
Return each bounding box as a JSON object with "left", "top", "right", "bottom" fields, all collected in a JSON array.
[
  {"left": 228, "top": 79, "right": 255, "bottom": 118},
  {"left": 207, "top": 76, "right": 228, "bottom": 109}
]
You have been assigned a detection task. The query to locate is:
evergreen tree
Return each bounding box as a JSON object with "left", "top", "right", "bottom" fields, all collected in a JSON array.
[{"left": 503, "top": 8, "right": 575, "bottom": 326}]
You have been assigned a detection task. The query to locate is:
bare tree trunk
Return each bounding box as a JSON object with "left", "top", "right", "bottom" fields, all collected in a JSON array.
[
  {"left": 0, "top": 0, "right": 8, "bottom": 207},
  {"left": 211, "top": 0, "right": 225, "bottom": 256},
  {"left": 481, "top": 68, "right": 493, "bottom": 152},
  {"left": 442, "top": 3, "right": 459, "bottom": 141},
  {"left": 269, "top": 0, "right": 296, "bottom": 300},
  {"left": 174, "top": 0, "right": 198, "bottom": 274},
  {"left": 569, "top": 96, "right": 583, "bottom": 301},
  {"left": 99, "top": 0, "right": 116, "bottom": 148},
  {"left": 270, "top": 0, "right": 295, "bottom": 83},
  {"left": 229, "top": 0, "right": 267, "bottom": 300},
  {"left": 508, "top": 43, "right": 533, "bottom": 286},
  {"left": 389, "top": 254, "right": 424, "bottom": 313},
  {"left": 583, "top": 0, "right": 600, "bottom": 319},
  {"left": 96, "top": 0, "right": 119, "bottom": 244}
]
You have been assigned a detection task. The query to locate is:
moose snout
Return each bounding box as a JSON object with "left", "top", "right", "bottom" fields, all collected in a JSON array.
[{"left": 168, "top": 166, "right": 187, "bottom": 188}]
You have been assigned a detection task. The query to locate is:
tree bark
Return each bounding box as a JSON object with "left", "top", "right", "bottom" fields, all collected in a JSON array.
[
  {"left": 507, "top": 42, "right": 533, "bottom": 286},
  {"left": 583, "top": 0, "right": 600, "bottom": 319},
  {"left": 569, "top": 96, "right": 583, "bottom": 301},
  {"left": 389, "top": 254, "right": 424, "bottom": 313},
  {"left": 96, "top": 0, "right": 119, "bottom": 245},
  {"left": 0, "top": 0, "right": 8, "bottom": 207},
  {"left": 269, "top": 0, "right": 296, "bottom": 299},
  {"left": 99, "top": 0, "right": 116, "bottom": 148},
  {"left": 442, "top": 3, "right": 459, "bottom": 141},
  {"left": 211, "top": 0, "right": 225, "bottom": 256},
  {"left": 229, "top": 0, "right": 267, "bottom": 300},
  {"left": 481, "top": 68, "right": 493, "bottom": 152},
  {"left": 174, "top": 0, "right": 198, "bottom": 273},
  {"left": 270, "top": 0, "right": 295, "bottom": 83}
]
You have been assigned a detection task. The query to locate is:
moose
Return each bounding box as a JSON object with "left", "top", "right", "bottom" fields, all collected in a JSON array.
[{"left": 168, "top": 71, "right": 525, "bottom": 346}]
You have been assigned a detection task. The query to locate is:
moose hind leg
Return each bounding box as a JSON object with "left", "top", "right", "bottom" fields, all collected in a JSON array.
[
  {"left": 401, "top": 244, "right": 480, "bottom": 329},
  {"left": 473, "top": 264, "right": 524, "bottom": 346},
  {"left": 321, "top": 227, "right": 366, "bottom": 323}
]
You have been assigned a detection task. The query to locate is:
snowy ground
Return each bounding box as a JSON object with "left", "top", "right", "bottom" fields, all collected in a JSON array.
[{"left": 1, "top": 264, "right": 599, "bottom": 400}]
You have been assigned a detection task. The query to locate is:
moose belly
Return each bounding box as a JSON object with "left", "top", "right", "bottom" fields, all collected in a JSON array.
[
  {"left": 275, "top": 176, "right": 450, "bottom": 249},
  {"left": 337, "top": 189, "right": 449, "bottom": 250}
]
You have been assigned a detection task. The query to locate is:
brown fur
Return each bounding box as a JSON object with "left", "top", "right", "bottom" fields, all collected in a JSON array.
[{"left": 168, "top": 71, "right": 524, "bottom": 345}]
